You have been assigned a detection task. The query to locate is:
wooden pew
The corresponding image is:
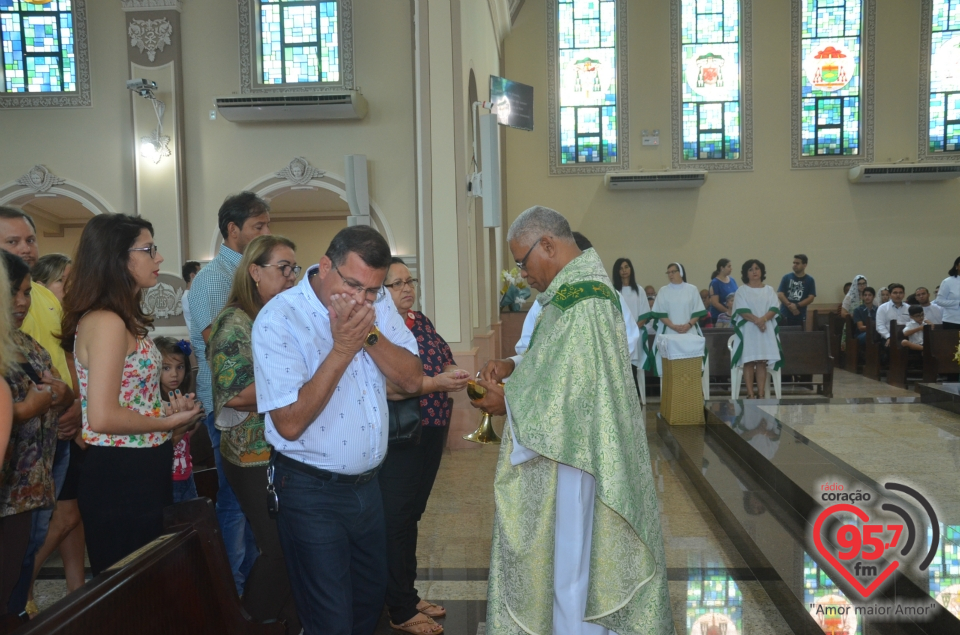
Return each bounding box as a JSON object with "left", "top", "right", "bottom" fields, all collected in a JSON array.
[
  {"left": 780, "top": 329, "right": 835, "bottom": 397},
  {"left": 844, "top": 316, "right": 860, "bottom": 373},
  {"left": 922, "top": 325, "right": 960, "bottom": 383},
  {"left": 863, "top": 319, "right": 882, "bottom": 380},
  {"left": 811, "top": 310, "right": 842, "bottom": 368},
  {"left": 16, "top": 499, "right": 284, "bottom": 635},
  {"left": 887, "top": 323, "right": 909, "bottom": 389}
]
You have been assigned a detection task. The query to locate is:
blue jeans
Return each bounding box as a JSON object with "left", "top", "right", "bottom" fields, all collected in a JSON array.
[
  {"left": 275, "top": 457, "right": 387, "bottom": 635},
  {"left": 7, "top": 439, "right": 70, "bottom": 613},
  {"left": 172, "top": 474, "right": 198, "bottom": 503},
  {"left": 203, "top": 412, "right": 257, "bottom": 594}
]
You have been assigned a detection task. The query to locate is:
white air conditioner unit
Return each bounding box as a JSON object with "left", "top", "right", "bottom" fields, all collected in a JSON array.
[
  {"left": 605, "top": 171, "right": 707, "bottom": 190},
  {"left": 848, "top": 163, "right": 960, "bottom": 183},
  {"left": 214, "top": 91, "right": 367, "bottom": 122}
]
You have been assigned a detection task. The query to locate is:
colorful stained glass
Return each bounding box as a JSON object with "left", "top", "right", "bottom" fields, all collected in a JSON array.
[
  {"left": 929, "top": 0, "right": 960, "bottom": 152},
  {"left": 930, "top": 525, "right": 960, "bottom": 618},
  {"left": 803, "top": 553, "right": 864, "bottom": 634},
  {"left": 1, "top": 1, "right": 76, "bottom": 92},
  {"left": 557, "top": 0, "right": 619, "bottom": 165},
  {"left": 259, "top": 1, "right": 339, "bottom": 85},
  {"left": 800, "top": 0, "right": 863, "bottom": 156},
  {"left": 680, "top": 0, "right": 742, "bottom": 162},
  {"left": 684, "top": 570, "right": 743, "bottom": 635}
]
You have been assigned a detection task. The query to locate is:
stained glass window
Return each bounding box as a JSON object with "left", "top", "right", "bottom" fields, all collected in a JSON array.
[
  {"left": 803, "top": 553, "right": 864, "bottom": 634},
  {"left": 556, "top": 0, "right": 620, "bottom": 166},
  {"left": 799, "top": 0, "right": 864, "bottom": 157},
  {"left": 0, "top": 0, "right": 76, "bottom": 93},
  {"left": 929, "top": 524, "right": 960, "bottom": 619},
  {"left": 679, "top": 0, "right": 743, "bottom": 162},
  {"left": 928, "top": 0, "right": 960, "bottom": 153},
  {"left": 684, "top": 570, "right": 743, "bottom": 635},
  {"left": 258, "top": 0, "right": 339, "bottom": 85}
]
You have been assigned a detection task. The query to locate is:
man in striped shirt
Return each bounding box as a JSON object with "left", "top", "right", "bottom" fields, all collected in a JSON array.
[
  {"left": 253, "top": 226, "right": 422, "bottom": 635},
  {"left": 188, "top": 192, "right": 270, "bottom": 593}
]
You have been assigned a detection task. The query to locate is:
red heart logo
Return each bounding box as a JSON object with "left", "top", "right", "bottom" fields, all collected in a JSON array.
[{"left": 813, "top": 503, "right": 899, "bottom": 599}]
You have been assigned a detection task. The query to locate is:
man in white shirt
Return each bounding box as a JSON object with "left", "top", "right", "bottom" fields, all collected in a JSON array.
[
  {"left": 252, "top": 226, "right": 423, "bottom": 635},
  {"left": 876, "top": 283, "right": 911, "bottom": 346},
  {"left": 180, "top": 260, "right": 200, "bottom": 332},
  {"left": 914, "top": 287, "right": 943, "bottom": 324}
]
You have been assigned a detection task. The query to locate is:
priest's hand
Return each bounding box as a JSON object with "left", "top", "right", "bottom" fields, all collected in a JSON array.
[
  {"left": 469, "top": 379, "right": 507, "bottom": 416},
  {"left": 479, "top": 358, "right": 515, "bottom": 383}
]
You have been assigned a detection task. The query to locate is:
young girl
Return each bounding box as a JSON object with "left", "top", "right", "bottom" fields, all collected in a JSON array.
[
  {"left": 155, "top": 337, "right": 197, "bottom": 502},
  {"left": 715, "top": 293, "right": 736, "bottom": 328}
]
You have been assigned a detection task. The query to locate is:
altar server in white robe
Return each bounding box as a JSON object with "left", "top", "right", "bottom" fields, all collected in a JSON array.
[
  {"left": 730, "top": 259, "right": 782, "bottom": 399},
  {"left": 643, "top": 263, "right": 707, "bottom": 376}
]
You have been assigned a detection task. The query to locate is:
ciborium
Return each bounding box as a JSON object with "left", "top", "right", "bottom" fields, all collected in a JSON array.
[{"left": 464, "top": 379, "right": 501, "bottom": 444}]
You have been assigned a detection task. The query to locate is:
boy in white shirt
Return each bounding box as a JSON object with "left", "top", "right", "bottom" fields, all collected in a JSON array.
[{"left": 901, "top": 305, "right": 927, "bottom": 351}]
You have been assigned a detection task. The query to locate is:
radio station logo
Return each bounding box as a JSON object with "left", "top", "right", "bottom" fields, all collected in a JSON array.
[{"left": 810, "top": 480, "right": 940, "bottom": 604}]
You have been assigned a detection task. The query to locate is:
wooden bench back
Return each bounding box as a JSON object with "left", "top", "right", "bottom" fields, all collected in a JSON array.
[
  {"left": 923, "top": 326, "right": 960, "bottom": 382},
  {"left": 17, "top": 499, "right": 284, "bottom": 635}
]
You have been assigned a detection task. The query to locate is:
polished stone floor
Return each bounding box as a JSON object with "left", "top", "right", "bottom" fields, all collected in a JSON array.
[{"left": 30, "top": 369, "right": 958, "bottom": 635}]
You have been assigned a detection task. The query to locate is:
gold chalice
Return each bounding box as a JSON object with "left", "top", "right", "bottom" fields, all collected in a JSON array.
[{"left": 464, "top": 379, "right": 501, "bottom": 444}]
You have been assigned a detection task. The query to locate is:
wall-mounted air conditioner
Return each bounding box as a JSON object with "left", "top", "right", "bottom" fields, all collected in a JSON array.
[
  {"left": 848, "top": 163, "right": 960, "bottom": 183},
  {"left": 605, "top": 171, "right": 707, "bottom": 190},
  {"left": 214, "top": 91, "right": 368, "bottom": 122}
]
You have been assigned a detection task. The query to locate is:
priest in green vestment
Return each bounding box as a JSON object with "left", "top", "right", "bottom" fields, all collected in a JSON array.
[{"left": 471, "top": 206, "right": 672, "bottom": 635}]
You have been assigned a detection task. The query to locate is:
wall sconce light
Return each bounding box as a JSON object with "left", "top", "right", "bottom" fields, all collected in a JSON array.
[{"left": 127, "top": 78, "right": 170, "bottom": 164}]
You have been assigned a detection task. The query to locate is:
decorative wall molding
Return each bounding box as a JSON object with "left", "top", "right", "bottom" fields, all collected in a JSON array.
[
  {"left": 141, "top": 280, "right": 184, "bottom": 319},
  {"left": 121, "top": 0, "right": 182, "bottom": 12},
  {"left": 670, "top": 0, "right": 754, "bottom": 171},
  {"left": 918, "top": 0, "right": 960, "bottom": 162},
  {"left": 238, "top": 0, "right": 355, "bottom": 94},
  {"left": 16, "top": 165, "right": 66, "bottom": 194},
  {"left": 0, "top": 173, "right": 117, "bottom": 217},
  {"left": 546, "top": 0, "right": 630, "bottom": 175},
  {"left": 488, "top": 0, "right": 513, "bottom": 44},
  {"left": 276, "top": 157, "right": 326, "bottom": 186},
  {"left": 0, "top": 0, "right": 91, "bottom": 109},
  {"left": 129, "top": 18, "right": 174, "bottom": 62},
  {"left": 790, "top": 0, "right": 875, "bottom": 169}
]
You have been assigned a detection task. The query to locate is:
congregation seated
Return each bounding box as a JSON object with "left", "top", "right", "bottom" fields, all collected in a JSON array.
[
  {"left": 901, "top": 305, "right": 927, "bottom": 352},
  {"left": 876, "top": 283, "right": 911, "bottom": 347},
  {"left": 852, "top": 287, "right": 878, "bottom": 346}
]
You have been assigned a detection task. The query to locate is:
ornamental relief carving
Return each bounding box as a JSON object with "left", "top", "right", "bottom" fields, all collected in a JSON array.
[
  {"left": 128, "top": 18, "right": 173, "bottom": 62},
  {"left": 16, "top": 165, "right": 66, "bottom": 194},
  {"left": 276, "top": 157, "right": 325, "bottom": 186}
]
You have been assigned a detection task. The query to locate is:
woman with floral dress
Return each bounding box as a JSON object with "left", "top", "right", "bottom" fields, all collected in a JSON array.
[
  {"left": 60, "top": 214, "right": 204, "bottom": 575},
  {"left": 0, "top": 252, "right": 73, "bottom": 619},
  {"left": 379, "top": 257, "right": 470, "bottom": 634}
]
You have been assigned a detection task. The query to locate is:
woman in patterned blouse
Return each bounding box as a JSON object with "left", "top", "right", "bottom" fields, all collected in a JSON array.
[
  {"left": 209, "top": 235, "right": 300, "bottom": 634},
  {"left": 378, "top": 257, "right": 469, "bottom": 634},
  {"left": 0, "top": 252, "right": 73, "bottom": 617},
  {"left": 60, "top": 214, "right": 204, "bottom": 575}
]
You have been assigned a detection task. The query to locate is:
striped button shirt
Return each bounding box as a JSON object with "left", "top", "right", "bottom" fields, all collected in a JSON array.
[
  {"left": 188, "top": 244, "right": 242, "bottom": 412},
  {"left": 253, "top": 266, "right": 418, "bottom": 474}
]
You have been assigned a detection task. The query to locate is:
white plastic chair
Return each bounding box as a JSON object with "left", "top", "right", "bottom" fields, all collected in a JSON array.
[{"left": 727, "top": 335, "right": 781, "bottom": 400}]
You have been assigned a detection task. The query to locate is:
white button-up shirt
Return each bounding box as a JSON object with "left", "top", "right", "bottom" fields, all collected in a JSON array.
[
  {"left": 921, "top": 303, "right": 943, "bottom": 324},
  {"left": 252, "top": 266, "right": 418, "bottom": 474},
  {"left": 875, "top": 300, "right": 911, "bottom": 340}
]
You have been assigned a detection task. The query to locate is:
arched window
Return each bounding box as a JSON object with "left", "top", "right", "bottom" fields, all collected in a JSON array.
[
  {"left": 547, "top": 0, "right": 629, "bottom": 174},
  {"left": 239, "top": 0, "right": 354, "bottom": 93},
  {"left": 792, "top": 0, "right": 875, "bottom": 168},
  {"left": 0, "top": 0, "right": 90, "bottom": 107},
  {"left": 920, "top": 0, "right": 960, "bottom": 159},
  {"left": 672, "top": 0, "right": 753, "bottom": 171}
]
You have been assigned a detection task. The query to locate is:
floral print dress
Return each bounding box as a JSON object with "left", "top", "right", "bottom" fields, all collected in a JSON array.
[
  {"left": 0, "top": 331, "right": 60, "bottom": 517},
  {"left": 406, "top": 311, "right": 455, "bottom": 427}
]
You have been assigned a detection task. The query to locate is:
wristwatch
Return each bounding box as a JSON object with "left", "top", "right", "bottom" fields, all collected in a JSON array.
[{"left": 365, "top": 325, "right": 381, "bottom": 348}]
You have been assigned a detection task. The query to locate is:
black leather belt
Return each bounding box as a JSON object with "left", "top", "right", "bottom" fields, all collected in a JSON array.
[{"left": 274, "top": 452, "right": 381, "bottom": 485}]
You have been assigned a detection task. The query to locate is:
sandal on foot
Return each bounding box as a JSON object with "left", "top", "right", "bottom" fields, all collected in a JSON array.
[
  {"left": 416, "top": 600, "right": 446, "bottom": 618},
  {"left": 24, "top": 600, "right": 39, "bottom": 618},
  {"left": 390, "top": 614, "right": 444, "bottom": 634}
]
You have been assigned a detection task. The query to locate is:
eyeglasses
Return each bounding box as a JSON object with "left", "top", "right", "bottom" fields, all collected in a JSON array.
[
  {"left": 515, "top": 237, "right": 543, "bottom": 271},
  {"left": 666, "top": 269, "right": 680, "bottom": 276},
  {"left": 129, "top": 244, "right": 159, "bottom": 259},
  {"left": 334, "top": 267, "right": 386, "bottom": 301},
  {"left": 385, "top": 278, "right": 418, "bottom": 291},
  {"left": 260, "top": 263, "right": 302, "bottom": 278}
]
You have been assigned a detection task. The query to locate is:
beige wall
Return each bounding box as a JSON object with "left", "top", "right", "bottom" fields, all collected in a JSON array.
[
  {"left": 33, "top": 219, "right": 86, "bottom": 260},
  {"left": 503, "top": 0, "right": 960, "bottom": 303},
  {"left": 269, "top": 219, "right": 349, "bottom": 272}
]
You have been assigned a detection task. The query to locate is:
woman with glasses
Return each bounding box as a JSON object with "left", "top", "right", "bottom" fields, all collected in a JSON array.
[
  {"left": 379, "top": 257, "right": 469, "bottom": 634},
  {"left": 60, "top": 214, "right": 205, "bottom": 576},
  {"left": 208, "top": 235, "right": 300, "bottom": 634}
]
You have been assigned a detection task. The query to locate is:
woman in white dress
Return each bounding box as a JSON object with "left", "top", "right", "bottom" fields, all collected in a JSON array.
[
  {"left": 642, "top": 262, "right": 706, "bottom": 376},
  {"left": 731, "top": 260, "right": 782, "bottom": 398}
]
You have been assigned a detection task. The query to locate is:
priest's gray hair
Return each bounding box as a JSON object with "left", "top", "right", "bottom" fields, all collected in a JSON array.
[{"left": 506, "top": 206, "right": 575, "bottom": 246}]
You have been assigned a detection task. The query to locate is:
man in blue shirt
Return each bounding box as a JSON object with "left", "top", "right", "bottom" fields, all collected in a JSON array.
[
  {"left": 776, "top": 254, "right": 817, "bottom": 328},
  {"left": 189, "top": 192, "right": 271, "bottom": 593}
]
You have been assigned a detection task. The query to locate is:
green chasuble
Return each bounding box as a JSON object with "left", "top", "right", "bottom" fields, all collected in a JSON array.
[{"left": 486, "top": 249, "right": 672, "bottom": 635}]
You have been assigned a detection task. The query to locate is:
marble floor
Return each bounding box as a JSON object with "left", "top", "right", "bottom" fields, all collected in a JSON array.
[{"left": 29, "top": 369, "right": 955, "bottom": 635}]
